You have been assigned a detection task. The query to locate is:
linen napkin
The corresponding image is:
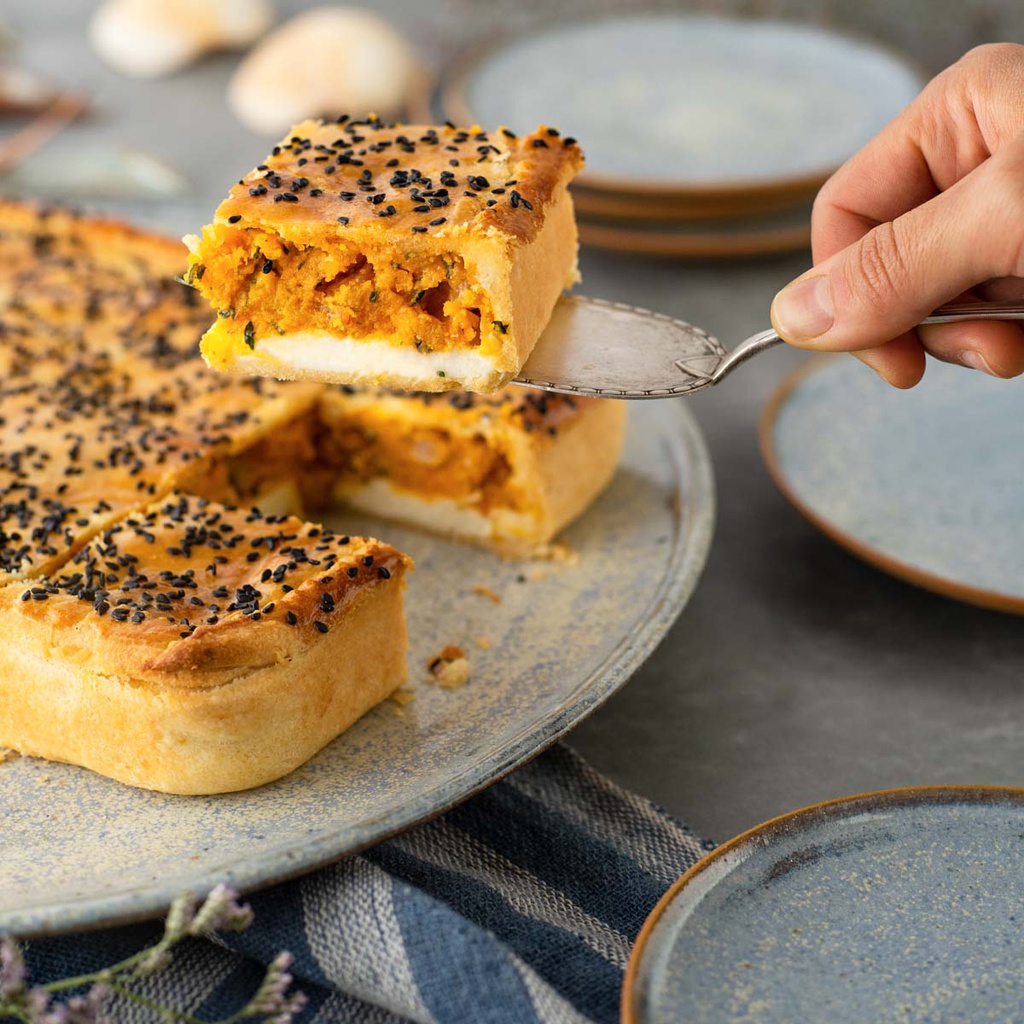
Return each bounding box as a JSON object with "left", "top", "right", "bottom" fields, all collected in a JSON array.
[{"left": 21, "top": 745, "right": 713, "bottom": 1024}]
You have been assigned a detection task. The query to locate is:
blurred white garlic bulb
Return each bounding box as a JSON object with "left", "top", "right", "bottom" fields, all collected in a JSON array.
[
  {"left": 90, "top": 0, "right": 275, "bottom": 79},
  {"left": 228, "top": 6, "right": 419, "bottom": 135}
]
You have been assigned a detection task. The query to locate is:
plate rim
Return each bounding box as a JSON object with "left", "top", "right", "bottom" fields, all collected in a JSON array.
[
  {"left": 760, "top": 355, "right": 1024, "bottom": 615},
  {"left": 577, "top": 216, "right": 810, "bottom": 259},
  {"left": 622, "top": 782, "right": 1024, "bottom": 1024},
  {"left": 440, "top": 12, "right": 923, "bottom": 200},
  {"left": 4, "top": 400, "right": 716, "bottom": 938}
]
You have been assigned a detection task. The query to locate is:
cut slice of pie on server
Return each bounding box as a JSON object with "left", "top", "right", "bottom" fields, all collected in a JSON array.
[{"left": 187, "top": 117, "right": 583, "bottom": 393}]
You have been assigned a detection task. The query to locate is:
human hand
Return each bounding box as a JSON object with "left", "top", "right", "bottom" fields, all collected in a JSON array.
[{"left": 770, "top": 43, "right": 1024, "bottom": 387}]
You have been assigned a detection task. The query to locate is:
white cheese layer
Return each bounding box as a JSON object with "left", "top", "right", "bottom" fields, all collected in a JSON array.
[
  {"left": 232, "top": 332, "right": 508, "bottom": 392},
  {"left": 334, "top": 478, "right": 546, "bottom": 555}
]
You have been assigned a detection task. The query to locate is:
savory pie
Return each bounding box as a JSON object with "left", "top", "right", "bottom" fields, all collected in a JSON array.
[{"left": 0, "top": 200, "right": 624, "bottom": 795}]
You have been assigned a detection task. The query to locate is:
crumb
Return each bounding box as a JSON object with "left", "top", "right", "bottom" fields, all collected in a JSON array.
[
  {"left": 426, "top": 644, "right": 471, "bottom": 689},
  {"left": 0, "top": 747, "right": 18, "bottom": 765},
  {"left": 527, "top": 567, "right": 548, "bottom": 583},
  {"left": 547, "top": 541, "right": 578, "bottom": 565},
  {"left": 474, "top": 635, "right": 491, "bottom": 650},
  {"left": 391, "top": 688, "right": 416, "bottom": 707},
  {"left": 472, "top": 585, "right": 502, "bottom": 605}
]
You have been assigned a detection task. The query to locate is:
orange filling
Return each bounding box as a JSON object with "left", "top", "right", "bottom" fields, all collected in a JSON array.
[
  {"left": 192, "top": 224, "right": 501, "bottom": 356},
  {"left": 318, "top": 410, "right": 518, "bottom": 513},
  {"left": 185, "top": 415, "right": 331, "bottom": 511}
]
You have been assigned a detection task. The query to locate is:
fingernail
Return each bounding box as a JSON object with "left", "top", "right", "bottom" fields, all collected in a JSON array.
[
  {"left": 960, "top": 350, "right": 998, "bottom": 376},
  {"left": 772, "top": 275, "right": 834, "bottom": 343}
]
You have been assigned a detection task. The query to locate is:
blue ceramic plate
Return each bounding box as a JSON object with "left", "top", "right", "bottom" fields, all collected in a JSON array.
[
  {"left": 445, "top": 15, "right": 922, "bottom": 192},
  {"left": 762, "top": 355, "right": 1024, "bottom": 613},
  {"left": 625, "top": 787, "right": 1024, "bottom": 1024},
  {"left": 0, "top": 401, "right": 714, "bottom": 937}
]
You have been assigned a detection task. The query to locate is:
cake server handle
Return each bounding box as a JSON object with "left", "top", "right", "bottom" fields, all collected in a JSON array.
[{"left": 709, "top": 300, "right": 1024, "bottom": 387}]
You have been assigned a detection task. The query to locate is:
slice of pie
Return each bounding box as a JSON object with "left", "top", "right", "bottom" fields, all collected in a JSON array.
[
  {"left": 186, "top": 118, "right": 583, "bottom": 393},
  {"left": 315, "top": 386, "right": 628, "bottom": 556},
  {"left": 0, "top": 493, "right": 411, "bottom": 794}
]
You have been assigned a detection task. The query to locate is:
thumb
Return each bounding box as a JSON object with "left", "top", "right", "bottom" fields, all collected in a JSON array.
[{"left": 771, "top": 140, "right": 1024, "bottom": 352}]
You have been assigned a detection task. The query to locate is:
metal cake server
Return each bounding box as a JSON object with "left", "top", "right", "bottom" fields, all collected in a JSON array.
[{"left": 513, "top": 296, "right": 1024, "bottom": 399}]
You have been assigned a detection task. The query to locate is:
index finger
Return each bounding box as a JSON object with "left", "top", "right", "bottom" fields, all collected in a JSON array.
[{"left": 812, "top": 44, "right": 1024, "bottom": 262}]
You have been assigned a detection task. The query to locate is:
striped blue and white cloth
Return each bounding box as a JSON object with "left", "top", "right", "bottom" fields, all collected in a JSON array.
[{"left": 23, "top": 746, "right": 713, "bottom": 1023}]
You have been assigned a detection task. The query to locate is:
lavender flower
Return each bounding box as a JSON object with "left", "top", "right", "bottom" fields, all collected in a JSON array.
[
  {"left": 188, "top": 883, "right": 254, "bottom": 936},
  {"left": 0, "top": 937, "right": 25, "bottom": 997},
  {"left": 246, "top": 952, "right": 296, "bottom": 1014},
  {"left": 0, "top": 882, "right": 302, "bottom": 1024},
  {"left": 162, "top": 892, "right": 198, "bottom": 941}
]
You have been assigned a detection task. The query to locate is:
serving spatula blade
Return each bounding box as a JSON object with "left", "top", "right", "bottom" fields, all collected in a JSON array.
[
  {"left": 513, "top": 295, "right": 727, "bottom": 400},
  {"left": 514, "top": 296, "right": 1024, "bottom": 400}
]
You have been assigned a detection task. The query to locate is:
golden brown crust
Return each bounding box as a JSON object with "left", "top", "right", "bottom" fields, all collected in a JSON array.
[
  {"left": 0, "top": 200, "right": 321, "bottom": 581},
  {"left": 211, "top": 118, "right": 582, "bottom": 244},
  {"left": 0, "top": 564, "right": 408, "bottom": 794}
]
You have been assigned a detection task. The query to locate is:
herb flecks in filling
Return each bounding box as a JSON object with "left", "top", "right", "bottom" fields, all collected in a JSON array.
[{"left": 194, "top": 224, "right": 496, "bottom": 356}]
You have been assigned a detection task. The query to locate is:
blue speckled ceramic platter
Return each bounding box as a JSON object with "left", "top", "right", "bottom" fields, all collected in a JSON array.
[
  {"left": 762, "top": 355, "right": 1024, "bottom": 613},
  {"left": 448, "top": 15, "right": 921, "bottom": 191},
  {"left": 625, "top": 787, "right": 1024, "bottom": 1024},
  {"left": 0, "top": 401, "right": 714, "bottom": 937}
]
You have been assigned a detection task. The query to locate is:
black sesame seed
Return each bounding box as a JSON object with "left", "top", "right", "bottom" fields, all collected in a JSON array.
[
  {"left": 314, "top": 620, "right": 328, "bottom": 634},
  {"left": 378, "top": 566, "right": 391, "bottom": 579},
  {"left": 337, "top": 216, "right": 349, "bottom": 225},
  {"left": 321, "top": 592, "right": 335, "bottom": 613},
  {"left": 429, "top": 217, "right": 446, "bottom": 226},
  {"left": 346, "top": 566, "right": 358, "bottom": 578},
  {"left": 286, "top": 610, "right": 297, "bottom": 625},
  {"left": 262, "top": 260, "right": 274, "bottom": 274},
  {"left": 244, "top": 321, "right": 255, "bottom": 349},
  {"left": 411, "top": 226, "right": 427, "bottom": 233},
  {"left": 228, "top": 215, "right": 242, "bottom": 224}
]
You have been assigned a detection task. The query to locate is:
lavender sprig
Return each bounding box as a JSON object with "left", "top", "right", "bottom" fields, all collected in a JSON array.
[{"left": 0, "top": 886, "right": 305, "bottom": 1024}]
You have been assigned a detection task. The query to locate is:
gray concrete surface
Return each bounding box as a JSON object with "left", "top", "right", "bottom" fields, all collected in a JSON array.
[{"left": 7, "top": 1, "right": 1024, "bottom": 846}]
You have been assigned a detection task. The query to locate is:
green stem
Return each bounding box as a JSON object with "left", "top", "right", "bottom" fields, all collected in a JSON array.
[
  {"left": 107, "top": 980, "right": 210, "bottom": 1024},
  {"left": 44, "top": 939, "right": 175, "bottom": 993},
  {"left": 0, "top": 1006, "right": 33, "bottom": 1024}
]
